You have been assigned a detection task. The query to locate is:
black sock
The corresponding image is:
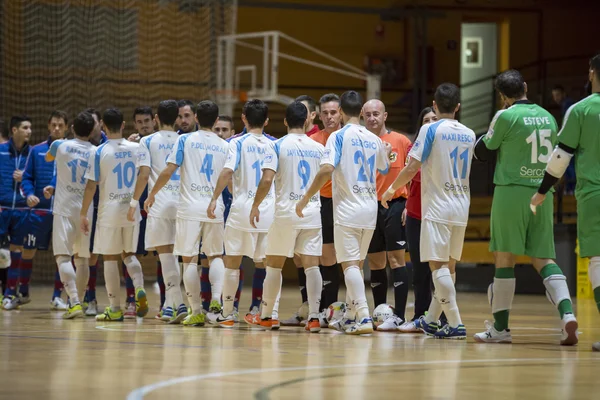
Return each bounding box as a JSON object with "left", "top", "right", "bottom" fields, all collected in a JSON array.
[
  {"left": 370, "top": 268, "right": 388, "bottom": 307},
  {"left": 412, "top": 261, "right": 432, "bottom": 319},
  {"left": 329, "top": 263, "right": 341, "bottom": 304},
  {"left": 392, "top": 267, "right": 409, "bottom": 320},
  {"left": 319, "top": 265, "right": 330, "bottom": 311},
  {"left": 297, "top": 267, "right": 308, "bottom": 303}
]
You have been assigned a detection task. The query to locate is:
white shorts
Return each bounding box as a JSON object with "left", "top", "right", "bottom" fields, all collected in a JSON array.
[
  {"left": 93, "top": 224, "right": 140, "bottom": 255},
  {"left": 145, "top": 216, "right": 176, "bottom": 250},
  {"left": 174, "top": 218, "right": 224, "bottom": 257},
  {"left": 265, "top": 223, "right": 322, "bottom": 258},
  {"left": 420, "top": 219, "right": 466, "bottom": 262},
  {"left": 52, "top": 214, "right": 91, "bottom": 258},
  {"left": 333, "top": 225, "right": 374, "bottom": 263},
  {"left": 224, "top": 225, "right": 267, "bottom": 262}
]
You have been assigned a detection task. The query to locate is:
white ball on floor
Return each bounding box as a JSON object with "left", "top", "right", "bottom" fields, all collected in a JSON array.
[
  {"left": 325, "top": 301, "right": 347, "bottom": 323},
  {"left": 373, "top": 303, "right": 395, "bottom": 327},
  {"left": 0, "top": 249, "right": 10, "bottom": 269}
]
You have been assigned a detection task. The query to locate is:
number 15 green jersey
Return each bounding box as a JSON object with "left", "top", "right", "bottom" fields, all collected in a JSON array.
[{"left": 483, "top": 101, "right": 559, "bottom": 187}]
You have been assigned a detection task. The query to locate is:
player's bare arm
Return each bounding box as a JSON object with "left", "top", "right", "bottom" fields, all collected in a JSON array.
[
  {"left": 207, "top": 167, "right": 233, "bottom": 219},
  {"left": 79, "top": 179, "right": 97, "bottom": 234},
  {"left": 382, "top": 157, "right": 421, "bottom": 208},
  {"left": 250, "top": 168, "right": 275, "bottom": 228},
  {"left": 128, "top": 165, "right": 150, "bottom": 221},
  {"left": 296, "top": 164, "right": 333, "bottom": 217},
  {"left": 144, "top": 163, "right": 177, "bottom": 213}
]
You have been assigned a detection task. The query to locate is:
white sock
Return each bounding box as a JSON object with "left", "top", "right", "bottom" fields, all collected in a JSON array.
[
  {"left": 160, "top": 253, "right": 183, "bottom": 308},
  {"left": 74, "top": 257, "right": 89, "bottom": 303},
  {"left": 305, "top": 266, "right": 322, "bottom": 318},
  {"left": 104, "top": 260, "right": 121, "bottom": 311},
  {"left": 424, "top": 292, "right": 444, "bottom": 324},
  {"left": 261, "top": 267, "right": 282, "bottom": 319},
  {"left": 590, "top": 257, "right": 600, "bottom": 289},
  {"left": 432, "top": 268, "right": 462, "bottom": 327},
  {"left": 183, "top": 263, "right": 202, "bottom": 314},
  {"left": 123, "top": 255, "right": 144, "bottom": 290},
  {"left": 223, "top": 268, "right": 240, "bottom": 316},
  {"left": 209, "top": 257, "right": 225, "bottom": 302},
  {"left": 345, "top": 285, "right": 356, "bottom": 320},
  {"left": 344, "top": 265, "right": 369, "bottom": 320},
  {"left": 57, "top": 256, "right": 79, "bottom": 305}
]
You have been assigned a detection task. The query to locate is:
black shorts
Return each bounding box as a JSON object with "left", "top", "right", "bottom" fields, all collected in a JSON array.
[
  {"left": 368, "top": 197, "right": 408, "bottom": 254},
  {"left": 320, "top": 196, "right": 334, "bottom": 244}
]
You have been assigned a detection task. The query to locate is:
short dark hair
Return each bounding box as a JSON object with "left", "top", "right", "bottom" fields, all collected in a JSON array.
[
  {"left": 10, "top": 115, "right": 31, "bottom": 131},
  {"left": 552, "top": 84, "right": 565, "bottom": 92},
  {"left": 295, "top": 95, "right": 316, "bottom": 112},
  {"left": 196, "top": 100, "right": 219, "bottom": 128},
  {"left": 218, "top": 115, "right": 234, "bottom": 127},
  {"left": 157, "top": 100, "right": 179, "bottom": 126},
  {"left": 73, "top": 112, "right": 96, "bottom": 138},
  {"left": 319, "top": 93, "right": 340, "bottom": 105},
  {"left": 242, "top": 99, "right": 269, "bottom": 129},
  {"left": 340, "top": 90, "right": 363, "bottom": 117},
  {"left": 494, "top": 70, "right": 525, "bottom": 99},
  {"left": 49, "top": 110, "right": 68, "bottom": 125},
  {"left": 434, "top": 83, "right": 461, "bottom": 114},
  {"left": 178, "top": 99, "right": 196, "bottom": 114},
  {"left": 590, "top": 53, "right": 600, "bottom": 80},
  {"left": 133, "top": 106, "right": 153, "bottom": 120},
  {"left": 85, "top": 108, "right": 101, "bottom": 122},
  {"left": 285, "top": 101, "right": 308, "bottom": 129},
  {"left": 102, "top": 108, "right": 124, "bottom": 133}
]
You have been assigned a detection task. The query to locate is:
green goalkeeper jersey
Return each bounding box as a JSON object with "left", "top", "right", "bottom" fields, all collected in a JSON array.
[
  {"left": 483, "top": 101, "right": 558, "bottom": 188},
  {"left": 557, "top": 93, "right": 600, "bottom": 200}
]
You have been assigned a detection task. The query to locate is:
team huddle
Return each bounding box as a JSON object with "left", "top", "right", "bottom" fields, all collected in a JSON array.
[{"left": 1, "top": 54, "right": 599, "bottom": 346}]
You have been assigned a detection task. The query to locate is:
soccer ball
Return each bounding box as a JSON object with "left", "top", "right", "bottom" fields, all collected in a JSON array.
[
  {"left": 0, "top": 249, "right": 10, "bottom": 269},
  {"left": 325, "top": 301, "right": 347, "bottom": 323},
  {"left": 373, "top": 303, "right": 395, "bottom": 326}
]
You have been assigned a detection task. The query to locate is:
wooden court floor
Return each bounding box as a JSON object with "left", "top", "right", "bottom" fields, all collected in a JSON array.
[{"left": 0, "top": 285, "right": 598, "bottom": 400}]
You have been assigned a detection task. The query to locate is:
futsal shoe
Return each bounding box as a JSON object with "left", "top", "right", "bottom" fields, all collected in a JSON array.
[
  {"left": 182, "top": 313, "right": 205, "bottom": 327},
  {"left": 259, "top": 317, "right": 280, "bottom": 330},
  {"left": 271, "top": 310, "right": 280, "bottom": 330},
  {"left": 414, "top": 315, "right": 439, "bottom": 336},
  {"left": 160, "top": 307, "right": 174, "bottom": 322},
  {"left": 434, "top": 324, "right": 467, "bottom": 340},
  {"left": 2, "top": 295, "right": 19, "bottom": 310},
  {"left": 95, "top": 306, "right": 124, "bottom": 322},
  {"left": 169, "top": 304, "right": 188, "bottom": 325},
  {"left": 135, "top": 288, "right": 149, "bottom": 318},
  {"left": 206, "top": 300, "right": 222, "bottom": 324},
  {"left": 244, "top": 306, "right": 260, "bottom": 324},
  {"left": 244, "top": 312, "right": 262, "bottom": 327},
  {"left": 592, "top": 342, "right": 600, "bottom": 352},
  {"left": 85, "top": 300, "right": 98, "bottom": 317},
  {"left": 305, "top": 318, "right": 321, "bottom": 333},
  {"left": 124, "top": 302, "right": 136, "bottom": 319},
  {"left": 216, "top": 312, "right": 235, "bottom": 328},
  {"left": 329, "top": 316, "right": 355, "bottom": 332},
  {"left": 376, "top": 315, "right": 404, "bottom": 332},
  {"left": 50, "top": 297, "right": 68, "bottom": 311},
  {"left": 398, "top": 320, "right": 423, "bottom": 333},
  {"left": 560, "top": 314, "right": 579, "bottom": 346},
  {"left": 63, "top": 304, "right": 84, "bottom": 319},
  {"left": 473, "top": 321, "right": 512, "bottom": 343},
  {"left": 345, "top": 317, "right": 374, "bottom": 335},
  {"left": 233, "top": 308, "right": 240, "bottom": 323},
  {"left": 17, "top": 295, "right": 31, "bottom": 306},
  {"left": 154, "top": 309, "right": 163, "bottom": 320},
  {"left": 281, "top": 302, "right": 308, "bottom": 326}
]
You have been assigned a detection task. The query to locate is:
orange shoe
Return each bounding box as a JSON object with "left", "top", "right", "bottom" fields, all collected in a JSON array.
[
  {"left": 260, "top": 318, "right": 280, "bottom": 330},
  {"left": 216, "top": 313, "right": 235, "bottom": 328},
  {"left": 305, "top": 318, "right": 321, "bottom": 333},
  {"left": 245, "top": 313, "right": 262, "bottom": 327}
]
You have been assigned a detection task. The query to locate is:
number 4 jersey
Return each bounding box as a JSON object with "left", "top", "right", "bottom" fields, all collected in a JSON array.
[
  {"left": 483, "top": 102, "right": 558, "bottom": 187},
  {"left": 409, "top": 119, "right": 475, "bottom": 226},
  {"left": 85, "top": 138, "right": 141, "bottom": 227},
  {"left": 48, "top": 138, "right": 97, "bottom": 219}
]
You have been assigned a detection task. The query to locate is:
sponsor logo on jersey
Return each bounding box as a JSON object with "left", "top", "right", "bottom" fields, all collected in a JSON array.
[
  {"left": 264, "top": 154, "right": 273, "bottom": 163},
  {"left": 389, "top": 152, "right": 398, "bottom": 163}
]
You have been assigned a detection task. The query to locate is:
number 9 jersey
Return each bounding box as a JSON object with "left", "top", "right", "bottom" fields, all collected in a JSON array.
[
  {"left": 85, "top": 138, "right": 141, "bottom": 227},
  {"left": 409, "top": 119, "right": 475, "bottom": 226}
]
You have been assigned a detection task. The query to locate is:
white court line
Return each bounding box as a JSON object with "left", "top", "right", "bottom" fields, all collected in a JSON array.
[{"left": 126, "top": 356, "right": 588, "bottom": 400}]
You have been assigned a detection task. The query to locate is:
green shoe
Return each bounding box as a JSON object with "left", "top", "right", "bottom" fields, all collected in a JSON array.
[
  {"left": 169, "top": 304, "right": 189, "bottom": 325},
  {"left": 183, "top": 313, "right": 206, "bottom": 327},
  {"left": 95, "top": 306, "right": 124, "bottom": 322},
  {"left": 209, "top": 299, "right": 222, "bottom": 314},
  {"left": 63, "top": 303, "right": 84, "bottom": 319},
  {"left": 135, "top": 288, "right": 149, "bottom": 318}
]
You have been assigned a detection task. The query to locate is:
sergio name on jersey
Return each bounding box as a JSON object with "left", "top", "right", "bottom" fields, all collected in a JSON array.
[
  {"left": 263, "top": 133, "right": 324, "bottom": 228},
  {"left": 48, "top": 138, "right": 96, "bottom": 218},
  {"left": 409, "top": 119, "right": 475, "bottom": 226},
  {"left": 168, "top": 130, "right": 228, "bottom": 222},
  {"left": 139, "top": 130, "right": 180, "bottom": 219},
  {"left": 224, "top": 132, "right": 275, "bottom": 232},
  {"left": 321, "top": 123, "right": 389, "bottom": 230},
  {"left": 85, "top": 138, "right": 141, "bottom": 227}
]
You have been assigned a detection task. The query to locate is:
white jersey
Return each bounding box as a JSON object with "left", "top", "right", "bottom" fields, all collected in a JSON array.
[
  {"left": 409, "top": 119, "right": 475, "bottom": 226},
  {"left": 321, "top": 123, "right": 389, "bottom": 229},
  {"left": 263, "top": 133, "right": 324, "bottom": 228},
  {"left": 85, "top": 138, "right": 141, "bottom": 228},
  {"left": 49, "top": 138, "right": 96, "bottom": 219},
  {"left": 139, "top": 130, "right": 180, "bottom": 219},
  {"left": 167, "top": 130, "right": 228, "bottom": 222},
  {"left": 224, "top": 133, "right": 275, "bottom": 232}
]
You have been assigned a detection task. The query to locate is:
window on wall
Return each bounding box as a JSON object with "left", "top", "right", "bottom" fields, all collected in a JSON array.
[{"left": 463, "top": 37, "right": 482, "bottom": 68}]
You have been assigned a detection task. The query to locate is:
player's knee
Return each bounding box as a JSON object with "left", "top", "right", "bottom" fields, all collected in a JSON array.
[
  {"left": 387, "top": 251, "right": 406, "bottom": 268},
  {"left": 22, "top": 248, "right": 36, "bottom": 259}
]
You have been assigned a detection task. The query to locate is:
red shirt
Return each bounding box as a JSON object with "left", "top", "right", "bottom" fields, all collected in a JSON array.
[
  {"left": 405, "top": 144, "right": 422, "bottom": 220},
  {"left": 306, "top": 125, "right": 320, "bottom": 137}
]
